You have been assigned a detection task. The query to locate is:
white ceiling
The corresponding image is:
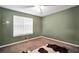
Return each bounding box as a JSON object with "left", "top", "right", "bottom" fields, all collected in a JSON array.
[{"left": 0, "top": 5, "right": 76, "bottom": 17}]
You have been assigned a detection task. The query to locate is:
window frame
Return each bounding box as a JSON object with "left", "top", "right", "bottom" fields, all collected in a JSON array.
[{"left": 13, "top": 15, "right": 33, "bottom": 37}]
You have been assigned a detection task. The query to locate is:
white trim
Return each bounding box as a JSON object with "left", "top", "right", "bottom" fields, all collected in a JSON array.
[
  {"left": 0, "top": 36, "right": 79, "bottom": 48},
  {"left": 0, "top": 36, "right": 42, "bottom": 48},
  {"left": 42, "top": 36, "right": 79, "bottom": 47}
]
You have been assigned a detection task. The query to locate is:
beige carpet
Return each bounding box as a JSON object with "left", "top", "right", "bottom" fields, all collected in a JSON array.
[{"left": 0, "top": 37, "right": 79, "bottom": 53}]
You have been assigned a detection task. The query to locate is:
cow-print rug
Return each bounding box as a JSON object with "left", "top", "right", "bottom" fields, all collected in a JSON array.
[{"left": 22, "top": 44, "right": 68, "bottom": 53}]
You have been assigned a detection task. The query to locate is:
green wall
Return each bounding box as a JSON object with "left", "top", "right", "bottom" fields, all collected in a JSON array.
[
  {"left": 42, "top": 6, "right": 79, "bottom": 45},
  {"left": 1, "top": 6, "right": 79, "bottom": 46},
  {"left": 0, "top": 8, "right": 3, "bottom": 45},
  {"left": 0, "top": 7, "right": 42, "bottom": 45}
]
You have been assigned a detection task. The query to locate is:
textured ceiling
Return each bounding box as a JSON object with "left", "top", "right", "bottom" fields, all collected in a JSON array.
[{"left": 0, "top": 5, "right": 76, "bottom": 17}]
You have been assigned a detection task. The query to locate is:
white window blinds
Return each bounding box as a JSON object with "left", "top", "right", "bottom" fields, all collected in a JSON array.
[{"left": 13, "top": 15, "right": 33, "bottom": 37}]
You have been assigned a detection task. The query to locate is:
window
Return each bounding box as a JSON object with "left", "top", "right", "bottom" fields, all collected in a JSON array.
[{"left": 13, "top": 15, "right": 33, "bottom": 37}]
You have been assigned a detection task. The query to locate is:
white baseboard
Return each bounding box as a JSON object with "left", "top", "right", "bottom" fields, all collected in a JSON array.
[
  {"left": 0, "top": 36, "right": 43, "bottom": 48},
  {"left": 42, "top": 36, "right": 79, "bottom": 47},
  {"left": 0, "top": 36, "right": 79, "bottom": 48}
]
